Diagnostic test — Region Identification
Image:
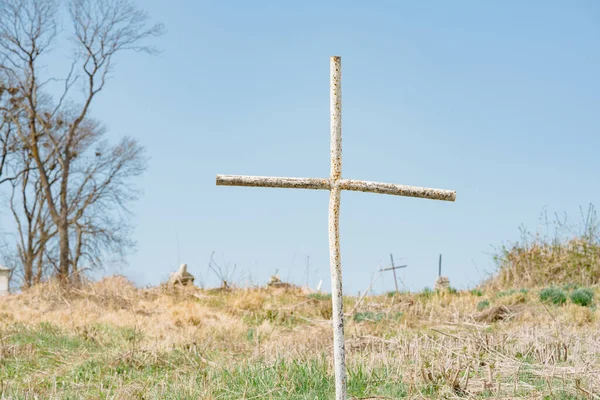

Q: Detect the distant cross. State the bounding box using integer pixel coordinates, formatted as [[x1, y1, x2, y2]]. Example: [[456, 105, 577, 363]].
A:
[[379, 254, 407, 294], [439, 253, 443, 277], [216, 56, 456, 400]]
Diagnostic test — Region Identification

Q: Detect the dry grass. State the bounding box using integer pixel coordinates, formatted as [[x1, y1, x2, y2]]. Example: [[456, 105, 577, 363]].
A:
[[488, 237, 600, 290], [0, 275, 598, 399], [486, 205, 600, 290]]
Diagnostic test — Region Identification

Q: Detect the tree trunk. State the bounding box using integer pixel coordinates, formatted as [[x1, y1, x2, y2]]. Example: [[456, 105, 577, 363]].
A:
[[71, 226, 83, 284], [35, 250, 44, 285], [57, 149, 71, 283], [58, 217, 70, 282], [23, 256, 33, 289]]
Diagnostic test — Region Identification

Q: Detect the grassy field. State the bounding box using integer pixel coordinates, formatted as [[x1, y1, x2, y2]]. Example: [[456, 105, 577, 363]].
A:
[[0, 275, 598, 399]]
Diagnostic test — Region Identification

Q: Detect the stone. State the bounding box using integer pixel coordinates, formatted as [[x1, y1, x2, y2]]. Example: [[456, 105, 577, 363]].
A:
[[267, 275, 294, 289], [268, 275, 281, 285], [434, 276, 450, 291], [168, 263, 195, 286], [0, 266, 10, 296]]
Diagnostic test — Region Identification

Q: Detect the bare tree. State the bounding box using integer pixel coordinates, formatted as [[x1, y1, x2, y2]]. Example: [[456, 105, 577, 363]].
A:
[[0, 0, 162, 282], [63, 121, 146, 277], [4, 107, 147, 285], [0, 96, 13, 185], [7, 143, 57, 288], [0, 82, 23, 186]]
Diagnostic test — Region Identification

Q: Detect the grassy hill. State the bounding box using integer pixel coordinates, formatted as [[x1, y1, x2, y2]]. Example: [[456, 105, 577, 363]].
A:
[[0, 272, 598, 399]]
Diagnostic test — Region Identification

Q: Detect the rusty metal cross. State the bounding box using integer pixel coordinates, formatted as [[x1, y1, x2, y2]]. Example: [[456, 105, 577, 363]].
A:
[[380, 254, 408, 294], [216, 56, 456, 400]]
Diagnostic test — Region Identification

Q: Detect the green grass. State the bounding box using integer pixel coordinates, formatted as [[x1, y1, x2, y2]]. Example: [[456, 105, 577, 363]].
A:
[[570, 287, 594, 307], [540, 286, 567, 305], [387, 290, 408, 297], [496, 289, 515, 297], [353, 311, 403, 323], [0, 324, 408, 399], [496, 288, 528, 297], [477, 299, 490, 311], [307, 293, 331, 301]]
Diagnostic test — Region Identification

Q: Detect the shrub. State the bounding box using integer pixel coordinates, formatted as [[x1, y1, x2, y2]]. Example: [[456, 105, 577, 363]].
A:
[[570, 288, 594, 307], [540, 287, 567, 305], [477, 299, 490, 311], [470, 289, 483, 297]]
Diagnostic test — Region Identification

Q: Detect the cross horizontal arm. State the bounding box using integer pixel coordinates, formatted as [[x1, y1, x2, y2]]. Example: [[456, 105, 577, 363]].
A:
[[216, 175, 330, 190], [339, 179, 456, 202], [380, 265, 407, 272], [216, 175, 456, 201]]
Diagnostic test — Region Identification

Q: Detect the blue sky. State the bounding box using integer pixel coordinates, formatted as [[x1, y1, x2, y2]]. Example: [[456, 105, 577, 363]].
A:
[[6, 1, 600, 294]]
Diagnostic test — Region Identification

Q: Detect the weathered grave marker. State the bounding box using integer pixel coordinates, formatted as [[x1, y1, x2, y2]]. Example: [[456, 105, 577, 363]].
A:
[[435, 253, 451, 290], [379, 254, 407, 294], [168, 263, 195, 286], [0, 266, 10, 296], [216, 56, 456, 400]]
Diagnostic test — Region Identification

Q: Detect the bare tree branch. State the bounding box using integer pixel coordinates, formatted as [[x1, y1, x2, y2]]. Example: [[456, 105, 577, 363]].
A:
[[0, 0, 161, 284]]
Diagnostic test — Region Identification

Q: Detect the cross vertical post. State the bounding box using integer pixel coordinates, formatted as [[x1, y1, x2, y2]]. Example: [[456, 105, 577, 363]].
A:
[[380, 254, 407, 294], [328, 55, 346, 399], [439, 253, 442, 277], [215, 56, 457, 400], [390, 254, 399, 293]]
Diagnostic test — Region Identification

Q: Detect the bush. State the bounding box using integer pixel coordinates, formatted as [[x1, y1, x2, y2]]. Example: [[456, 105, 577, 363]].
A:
[[477, 299, 490, 311], [470, 289, 483, 297], [570, 288, 594, 307], [540, 287, 567, 305]]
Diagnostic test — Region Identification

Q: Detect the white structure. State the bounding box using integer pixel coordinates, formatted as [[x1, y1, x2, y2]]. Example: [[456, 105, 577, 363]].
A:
[[0, 266, 10, 296], [168, 263, 195, 286], [216, 56, 456, 400], [435, 276, 451, 291]]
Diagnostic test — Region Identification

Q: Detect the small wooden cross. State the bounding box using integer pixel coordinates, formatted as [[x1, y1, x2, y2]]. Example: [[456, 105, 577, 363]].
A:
[[216, 56, 456, 400], [379, 253, 407, 294]]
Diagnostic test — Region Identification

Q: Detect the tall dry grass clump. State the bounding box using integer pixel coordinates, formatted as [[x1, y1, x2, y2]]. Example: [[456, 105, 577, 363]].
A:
[[486, 204, 600, 290]]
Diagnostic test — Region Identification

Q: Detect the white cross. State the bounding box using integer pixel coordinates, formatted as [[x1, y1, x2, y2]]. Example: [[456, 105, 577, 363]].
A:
[[216, 56, 456, 400]]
